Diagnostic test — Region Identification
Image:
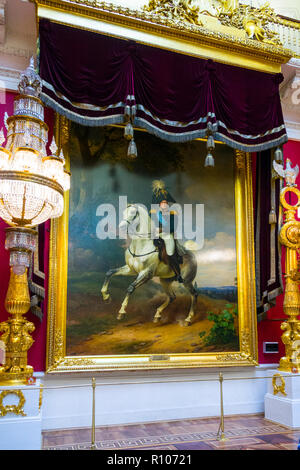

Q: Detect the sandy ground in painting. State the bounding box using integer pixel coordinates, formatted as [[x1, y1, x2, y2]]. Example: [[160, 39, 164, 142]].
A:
[[66, 287, 238, 356]]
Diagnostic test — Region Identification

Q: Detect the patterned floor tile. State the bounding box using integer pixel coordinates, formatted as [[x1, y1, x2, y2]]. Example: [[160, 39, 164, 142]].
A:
[[208, 437, 263, 449], [42, 413, 300, 450], [258, 433, 296, 444], [174, 441, 215, 450]]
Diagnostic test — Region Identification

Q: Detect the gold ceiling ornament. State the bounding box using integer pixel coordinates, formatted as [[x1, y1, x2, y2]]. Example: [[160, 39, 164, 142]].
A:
[[143, 0, 203, 26], [216, 2, 282, 45], [273, 160, 300, 373]]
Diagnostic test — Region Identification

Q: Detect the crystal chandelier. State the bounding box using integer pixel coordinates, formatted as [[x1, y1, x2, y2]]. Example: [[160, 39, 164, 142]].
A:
[[0, 57, 69, 228], [0, 58, 70, 384]]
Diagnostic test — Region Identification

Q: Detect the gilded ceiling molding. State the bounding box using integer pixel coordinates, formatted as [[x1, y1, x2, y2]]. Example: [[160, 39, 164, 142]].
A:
[[33, 0, 292, 73], [144, 1, 283, 46]]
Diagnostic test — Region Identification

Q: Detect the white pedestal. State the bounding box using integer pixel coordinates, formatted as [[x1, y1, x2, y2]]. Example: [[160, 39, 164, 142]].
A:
[[0, 379, 42, 450], [264, 370, 300, 429]]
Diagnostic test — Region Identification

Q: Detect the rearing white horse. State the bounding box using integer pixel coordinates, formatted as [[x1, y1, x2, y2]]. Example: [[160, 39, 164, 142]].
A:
[[101, 204, 198, 326]]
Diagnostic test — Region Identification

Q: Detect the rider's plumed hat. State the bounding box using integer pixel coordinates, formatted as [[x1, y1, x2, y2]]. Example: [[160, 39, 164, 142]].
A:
[[151, 180, 176, 205]]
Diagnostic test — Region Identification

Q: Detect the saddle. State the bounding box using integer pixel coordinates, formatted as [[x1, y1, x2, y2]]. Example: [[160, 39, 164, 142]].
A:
[[153, 238, 183, 266]]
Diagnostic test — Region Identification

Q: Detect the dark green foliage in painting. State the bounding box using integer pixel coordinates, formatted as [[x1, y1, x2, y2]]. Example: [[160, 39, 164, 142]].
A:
[[72, 123, 185, 175], [200, 304, 238, 346]]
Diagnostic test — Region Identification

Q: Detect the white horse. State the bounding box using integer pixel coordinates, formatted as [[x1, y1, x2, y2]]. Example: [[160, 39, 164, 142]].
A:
[[101, 204, 198, 326]]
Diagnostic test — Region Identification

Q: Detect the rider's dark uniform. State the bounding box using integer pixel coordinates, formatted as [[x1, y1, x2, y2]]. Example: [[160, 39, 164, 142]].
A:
[[150, 180, 183, 283]]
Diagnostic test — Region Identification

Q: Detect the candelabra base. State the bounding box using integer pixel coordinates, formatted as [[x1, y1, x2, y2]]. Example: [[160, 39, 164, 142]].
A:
[[279, 358, 300, 374], [0, 227, 37, 385], [0, 370, 34, 386]]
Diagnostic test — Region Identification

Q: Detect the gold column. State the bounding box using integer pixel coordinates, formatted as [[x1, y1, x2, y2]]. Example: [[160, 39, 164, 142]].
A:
[[278, 186, 300, 372]]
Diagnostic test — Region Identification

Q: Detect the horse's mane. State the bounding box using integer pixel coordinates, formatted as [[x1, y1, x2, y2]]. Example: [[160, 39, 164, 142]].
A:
[[129, 204, 154, 234]]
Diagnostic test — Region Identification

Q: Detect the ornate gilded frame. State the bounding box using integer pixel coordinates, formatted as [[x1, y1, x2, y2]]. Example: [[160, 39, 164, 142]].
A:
[[46, 115, 258, 373]]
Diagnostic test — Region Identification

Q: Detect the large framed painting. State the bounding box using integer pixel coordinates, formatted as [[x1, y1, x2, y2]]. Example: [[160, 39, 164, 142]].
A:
[[46, 115, 258, 372]]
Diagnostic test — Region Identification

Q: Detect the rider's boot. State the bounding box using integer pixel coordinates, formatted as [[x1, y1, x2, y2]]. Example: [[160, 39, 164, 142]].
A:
[[168, 254, 184, 283]]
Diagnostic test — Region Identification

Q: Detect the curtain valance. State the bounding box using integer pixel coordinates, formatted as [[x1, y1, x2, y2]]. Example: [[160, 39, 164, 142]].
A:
[[39, 19, 288, 152]]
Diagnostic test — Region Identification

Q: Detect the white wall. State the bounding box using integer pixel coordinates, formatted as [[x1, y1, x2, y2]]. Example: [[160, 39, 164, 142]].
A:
[[40, 366, 275, 431]]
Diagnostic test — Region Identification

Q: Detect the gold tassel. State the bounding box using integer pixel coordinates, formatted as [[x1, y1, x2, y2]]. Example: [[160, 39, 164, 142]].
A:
[[269, 207, 277, 225]]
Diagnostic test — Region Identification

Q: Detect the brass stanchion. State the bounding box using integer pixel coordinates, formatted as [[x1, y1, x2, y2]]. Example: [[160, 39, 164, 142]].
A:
[[90, 378, 96, 450], [217, 372, 227, 441]]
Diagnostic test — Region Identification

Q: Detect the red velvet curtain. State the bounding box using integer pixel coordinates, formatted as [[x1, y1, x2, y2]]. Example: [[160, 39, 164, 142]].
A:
[[39, 19, 288, 152]]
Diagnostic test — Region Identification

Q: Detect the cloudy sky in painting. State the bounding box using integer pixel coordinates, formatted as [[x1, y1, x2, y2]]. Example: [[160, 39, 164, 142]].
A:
[[194, 232, 237, 287]]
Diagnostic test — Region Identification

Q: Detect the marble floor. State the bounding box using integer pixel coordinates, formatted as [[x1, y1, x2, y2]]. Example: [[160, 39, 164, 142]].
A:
[[42, 413, 300, 450]]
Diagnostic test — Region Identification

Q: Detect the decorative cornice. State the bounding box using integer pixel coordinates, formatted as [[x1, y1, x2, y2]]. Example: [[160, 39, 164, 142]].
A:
[[0, 0, 6, 45], [276, 15, 300, 30], [288, 58, 300, 69], [34, 0, 292, 69], [0, 43, 34, 59], [284, 121, 300, 142], [280, 64, 300, 111], [0, 66, 21, 92]]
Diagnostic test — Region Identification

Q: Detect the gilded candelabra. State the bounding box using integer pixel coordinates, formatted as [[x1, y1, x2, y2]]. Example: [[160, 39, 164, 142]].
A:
[[274, 159, 300, 372], [0, 58, 70, 384]]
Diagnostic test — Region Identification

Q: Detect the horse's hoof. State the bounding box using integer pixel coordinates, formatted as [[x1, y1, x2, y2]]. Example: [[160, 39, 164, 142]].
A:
[[117, 313, 126, 320], [153, 316, 161, 324], [184, 320, 191, 327]]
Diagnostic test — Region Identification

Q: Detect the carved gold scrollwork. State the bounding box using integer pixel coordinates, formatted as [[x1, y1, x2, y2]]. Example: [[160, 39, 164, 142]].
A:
[[38, 384, 43, 413], [235, 150, 246, 170], [217, 2, 282, 45], [55, 113, 70, 150], [217, 331, 253, 362], [143, 0, 203, 26], [53, 329, 64, 365], [272, 373, 287, 396], [0, 389, 26, 417]]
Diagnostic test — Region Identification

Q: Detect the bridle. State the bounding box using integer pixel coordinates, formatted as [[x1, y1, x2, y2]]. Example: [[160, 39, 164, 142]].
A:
[[123, 205, 152, 238]]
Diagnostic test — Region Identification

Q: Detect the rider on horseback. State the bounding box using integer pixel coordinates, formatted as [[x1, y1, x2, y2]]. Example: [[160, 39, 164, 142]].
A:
[[150, 180, 184, 283]]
